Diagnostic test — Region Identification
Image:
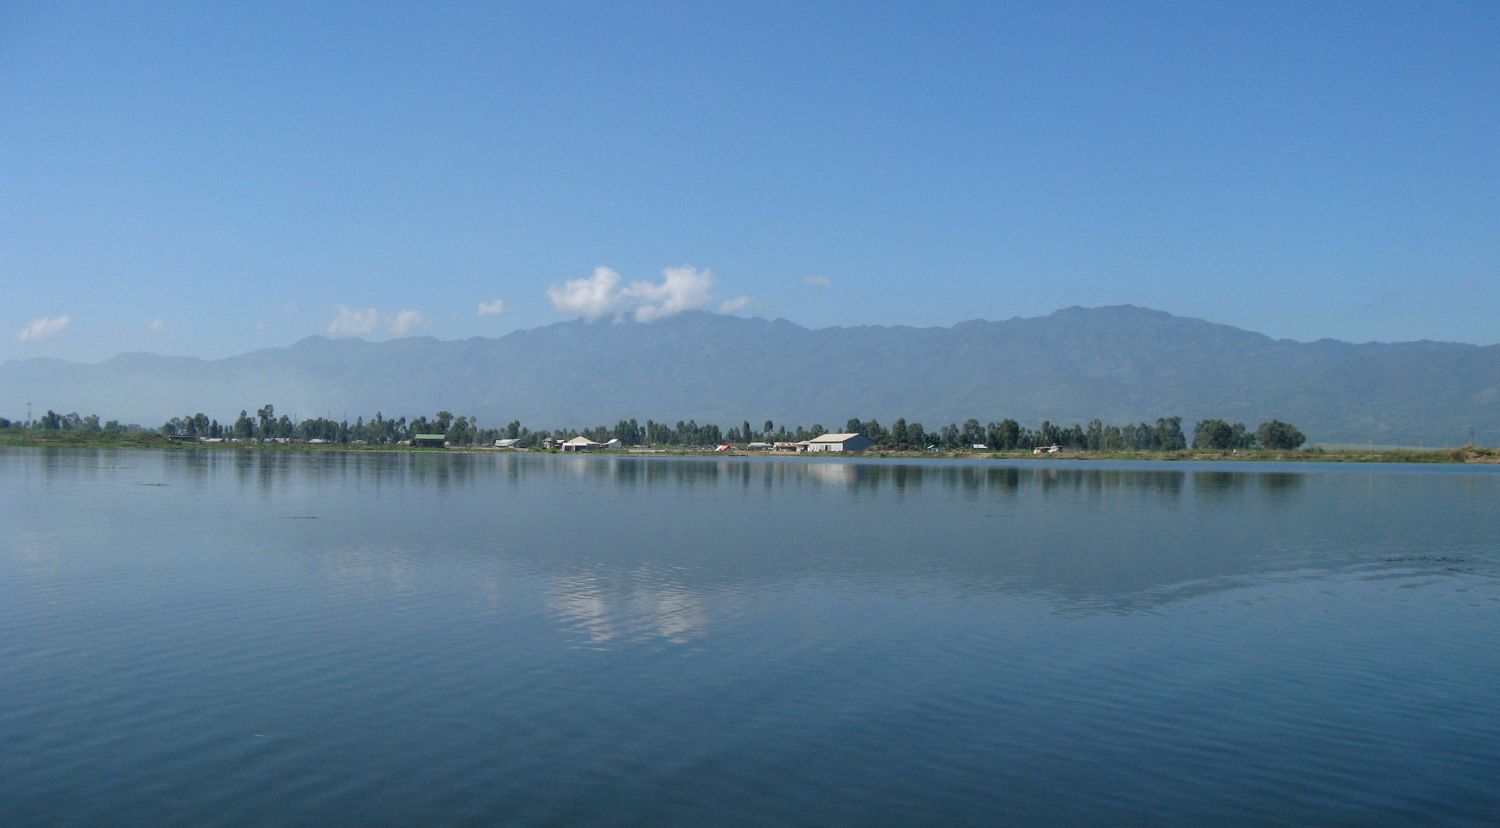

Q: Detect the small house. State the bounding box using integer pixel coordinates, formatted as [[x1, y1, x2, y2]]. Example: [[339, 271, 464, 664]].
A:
[[413, 433, 446, 448]]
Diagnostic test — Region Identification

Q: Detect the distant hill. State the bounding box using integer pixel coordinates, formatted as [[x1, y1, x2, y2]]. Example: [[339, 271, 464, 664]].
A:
[[3, 306, 1497, 445]]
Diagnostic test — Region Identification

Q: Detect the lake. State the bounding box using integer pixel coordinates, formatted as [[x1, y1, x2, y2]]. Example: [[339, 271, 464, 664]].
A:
[[3, 447, 1499, 825]]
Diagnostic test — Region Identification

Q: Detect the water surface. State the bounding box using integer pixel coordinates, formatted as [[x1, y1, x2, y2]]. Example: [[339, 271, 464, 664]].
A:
[[3, 448, 1498, 824]]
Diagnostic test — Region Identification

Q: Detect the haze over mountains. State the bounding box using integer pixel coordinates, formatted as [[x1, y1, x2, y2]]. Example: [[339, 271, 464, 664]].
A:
[[3, 306, 1496, 446]]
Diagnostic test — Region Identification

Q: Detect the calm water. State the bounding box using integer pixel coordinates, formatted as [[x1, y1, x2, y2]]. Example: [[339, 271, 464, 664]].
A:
[[3, 447, 1499, 825]]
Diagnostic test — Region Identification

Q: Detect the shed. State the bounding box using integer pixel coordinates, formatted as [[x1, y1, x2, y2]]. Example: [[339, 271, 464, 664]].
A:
[[805, 432, 874, 453], [413, 433, 446, 448]]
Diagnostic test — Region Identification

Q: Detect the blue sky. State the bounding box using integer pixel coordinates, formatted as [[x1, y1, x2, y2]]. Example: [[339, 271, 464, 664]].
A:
[[4, 1, 1498, 363]]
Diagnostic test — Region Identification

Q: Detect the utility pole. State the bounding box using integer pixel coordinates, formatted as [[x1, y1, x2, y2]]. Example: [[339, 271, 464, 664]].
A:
[[26, 401, 32, 425]]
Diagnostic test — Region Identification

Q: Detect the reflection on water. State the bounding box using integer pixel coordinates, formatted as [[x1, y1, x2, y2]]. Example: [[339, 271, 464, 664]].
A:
[[4, 447, 1500, 825], [9, 446, 1334, 505], [547, 570, 710, 647], [6, 448, 1495, 623]]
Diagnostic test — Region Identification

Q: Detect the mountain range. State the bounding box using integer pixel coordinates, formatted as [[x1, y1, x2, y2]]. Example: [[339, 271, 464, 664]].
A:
[[3, 305, 1497, 445]]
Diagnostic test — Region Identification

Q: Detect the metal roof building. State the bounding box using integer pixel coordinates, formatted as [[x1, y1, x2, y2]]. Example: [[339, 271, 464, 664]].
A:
[[805, 432, 874, 453]]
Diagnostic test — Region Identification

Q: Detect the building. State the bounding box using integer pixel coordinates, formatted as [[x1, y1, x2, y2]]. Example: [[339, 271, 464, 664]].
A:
[[412, 433, 446, 448], [805, 432, 874, 453], [494, 438, 520, 449], [560, 436, 604, 452]]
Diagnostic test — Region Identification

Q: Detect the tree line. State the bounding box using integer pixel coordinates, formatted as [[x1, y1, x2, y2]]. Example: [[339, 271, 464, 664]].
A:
[[6, 405, 1302, 452], [1, 410, 134, 433]]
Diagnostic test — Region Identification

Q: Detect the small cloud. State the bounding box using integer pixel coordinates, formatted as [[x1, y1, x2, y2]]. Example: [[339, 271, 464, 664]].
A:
[[546, 265, 719, 323], [1463, 278, 1483, 291], [627, 265, 716, 323], [17, 315, 70, 342], [719, 296, 752, 314], [148, 317, 165, 331], [327, 305, 379, 337], [547, 266, 624, 321], [256, 320, 267, 332], [805, 275, 833, 288], [477, 299, 507, 317], [387, 309, 426, 335]]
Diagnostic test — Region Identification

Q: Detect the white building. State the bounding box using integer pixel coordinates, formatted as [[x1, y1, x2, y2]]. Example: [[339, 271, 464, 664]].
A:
[[805, 433, 874, 453], [560, 436, 604, 452]]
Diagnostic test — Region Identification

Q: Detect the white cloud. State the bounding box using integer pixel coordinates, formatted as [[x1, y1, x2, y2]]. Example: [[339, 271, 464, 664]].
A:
[[387, 309, 425, 335], [148, 317, 165, 331], [546, 265, 722, 323], [719, 296, 751, 314], [626, 266, 716, 322], [805, 275, 833, 288], [327, 305, 379, 337], [547, 266, 625, 321], [326, 305, 428, 337], [477, 299, 507, 317], [17, 315, 70, 342]]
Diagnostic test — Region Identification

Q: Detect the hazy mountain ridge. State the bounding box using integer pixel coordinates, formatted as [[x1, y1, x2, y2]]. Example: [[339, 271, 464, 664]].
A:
[[3, 306, 1497, 444]]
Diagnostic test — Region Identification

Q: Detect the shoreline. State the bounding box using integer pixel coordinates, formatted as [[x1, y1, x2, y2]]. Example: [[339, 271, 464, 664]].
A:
[[3, 431, 1496, 464]]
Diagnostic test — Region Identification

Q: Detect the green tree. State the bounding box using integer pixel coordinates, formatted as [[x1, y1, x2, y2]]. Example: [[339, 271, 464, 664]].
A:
[[961, 418, 984, 446], [940, 423, 960, 447], [890, 418, 909, 448], [1257, 420, 1306, 449], [1155, 417, 1186, 451], [1193, 419, 1234, 450], [907, 421, 926, 448], [996, 419, 1020, 450], [1086, 419, 1104, 451], [234, 411, 254, 440], [1194, 419, 1256, 450]]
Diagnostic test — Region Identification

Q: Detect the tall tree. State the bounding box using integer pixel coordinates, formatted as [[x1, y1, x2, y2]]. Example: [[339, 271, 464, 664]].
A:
[[1257, 420, 1306, 449]]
